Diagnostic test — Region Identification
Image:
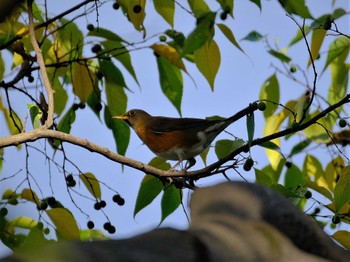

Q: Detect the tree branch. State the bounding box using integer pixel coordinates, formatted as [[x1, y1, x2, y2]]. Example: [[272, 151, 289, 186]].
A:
[[0, 94, 349, 181], [27, 0, 54, 128]]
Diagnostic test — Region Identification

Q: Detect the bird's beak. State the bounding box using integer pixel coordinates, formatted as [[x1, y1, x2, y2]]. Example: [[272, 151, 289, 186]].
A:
[[113, 115, 128, 120]]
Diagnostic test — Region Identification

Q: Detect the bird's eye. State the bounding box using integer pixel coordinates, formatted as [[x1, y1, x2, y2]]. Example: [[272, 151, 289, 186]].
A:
[[129, 110, 135, 117]]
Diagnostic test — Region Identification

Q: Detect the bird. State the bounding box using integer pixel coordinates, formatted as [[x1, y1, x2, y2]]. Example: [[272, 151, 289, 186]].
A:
[[113, 109, 238, 170]]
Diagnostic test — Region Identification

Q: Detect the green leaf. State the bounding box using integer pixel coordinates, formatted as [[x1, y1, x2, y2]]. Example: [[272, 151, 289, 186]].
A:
[[241, 31, 263, 42], [215, 139, 244, 159], [57, 18, 84, 57], [333, 165, 350, 212], [268, 49, 291, 63], [57, 108, 76, 134], [303, 155, 325, 181], [134, 158, 170, 218], [88, 27, 127, 43], [332, 230, 350, 250], [0, 99, 23, 135], [217, 23, 245, 54], [278, 0, 312, 18], [290, 139, 311, 156], [27, 104, 43, 129], [156, 56, 183, 115], [117, 0, 146, 32], [246, 112, 255, 146], [288, 26, 310, 47], [51, 78, 68, 116], [101, 40, 139, 86], [259, 74, 280, 118], [134, 175, 164, 217], [255, 168, 273, 186], [259, 141, 280, 152], [187, 0, 210, 18], [79, 172, 101, 200], [194, 40, 221, 90], [333, 8, 347, 20], [0, 52, 4, 80], [100, 60, 129, 155], [285, 163, 306, 188], [249, 0, 261, 11], [46, 208, 80, 240], [308, 29, 327, 67], [182, 12, 216, 55], [328, 61, 348, 110], [160, 185, 182, 224], [216, 0, 234, 16], [322, 37, 350, 74], [153, 0, 174, 27]]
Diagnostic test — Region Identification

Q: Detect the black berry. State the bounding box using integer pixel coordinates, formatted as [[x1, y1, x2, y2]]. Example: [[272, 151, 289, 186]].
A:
[[304, 191, 312, 199], [113, 2, 120, 10], [87, 220, 95, 229], [133, 5, 142, 13], [94, 103, 102, 112], [0, 207, 8, 217], [87, 24, 94, 31], [47, 197, 57, 207], [91, 44, 102, 53], [257, 101, 266, 111], [108, 225, 116, 234], [113, 194, 125, 206], [338, 119, 347, 128], [100, 200, 106, 208], [28, 75, 34, 83], [94, 202, 101, 210]]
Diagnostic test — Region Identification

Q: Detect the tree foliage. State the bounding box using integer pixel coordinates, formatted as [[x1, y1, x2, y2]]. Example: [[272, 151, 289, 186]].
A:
[[0, 0, 349, 253]]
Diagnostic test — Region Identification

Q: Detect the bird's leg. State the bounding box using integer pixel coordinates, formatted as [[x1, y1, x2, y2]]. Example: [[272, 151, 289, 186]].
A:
[[169, 160, 182, 171], [185, 157, 196, 171]]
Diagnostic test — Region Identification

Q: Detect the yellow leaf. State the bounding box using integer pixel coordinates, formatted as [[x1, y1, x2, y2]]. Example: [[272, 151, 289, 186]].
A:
[[10, 216, 38, 229], [151, 44, 186, 71], [153, 0, 174, 27], [46, 208, 80, 240], [72, 61, 96, 103], [194, 40, 221, 90], [118, 0, 146, 33], [332, 230, 350, 249], [217, 23, 245, 54], [79, 172, 102, 200], [0, 96, 23, 135], [308, 28, 326, 67], [21, 188, 40, 205]]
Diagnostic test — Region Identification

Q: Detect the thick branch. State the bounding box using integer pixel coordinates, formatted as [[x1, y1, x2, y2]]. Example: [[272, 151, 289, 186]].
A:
[[27, 0, 54, 128], [0, 94, 349, 180]]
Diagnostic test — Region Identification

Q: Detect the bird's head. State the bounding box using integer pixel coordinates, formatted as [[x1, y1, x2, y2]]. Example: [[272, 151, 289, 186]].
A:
[[113, 109, 151, 129]]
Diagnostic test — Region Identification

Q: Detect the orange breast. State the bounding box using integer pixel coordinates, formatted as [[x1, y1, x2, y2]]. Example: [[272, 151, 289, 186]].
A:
[[135, 125, 200, 159]]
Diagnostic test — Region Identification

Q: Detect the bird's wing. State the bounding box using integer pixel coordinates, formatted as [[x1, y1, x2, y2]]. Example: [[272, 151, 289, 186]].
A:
[[149, 117, 219, 134]]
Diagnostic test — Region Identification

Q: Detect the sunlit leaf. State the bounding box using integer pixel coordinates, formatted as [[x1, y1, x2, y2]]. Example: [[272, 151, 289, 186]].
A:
[[117, 0, 146, 33], [217, 23, 245, 54], [303, 110, 331, 142], [241, 31, 263, 42], [259, 74, 280, 118], [332, 230, 350, 250], [156, 56, 183, 115], [306, 180, 333, 201], [215, 139, 245, 159], [308, 28, 327, 67], [333, 165, 350, 212], [57, 18, 84, 58], [328, 57, 348, 107], [154, 0, 174, 27], [72, 61, 96, 103], [322, 37, 350, 74], [9, 216, 37, 229], [278, 0, 312, 18], [151, 44, 186, 71], [51, 78, 68, 116], [288, 26, 310, 47], [194, 39, 220, 90], [79, 172, 101, 200], [21, 188, 40, 205], [182, 12, 216, 55], [188, 0, 210, 18], [0, 52, 4, 80], [46, 208, 80, 240], [27, 104, 43, 129], [0, 98, 23, 135], [325, 156, 344, 192], [160, 185, 181, 224]]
